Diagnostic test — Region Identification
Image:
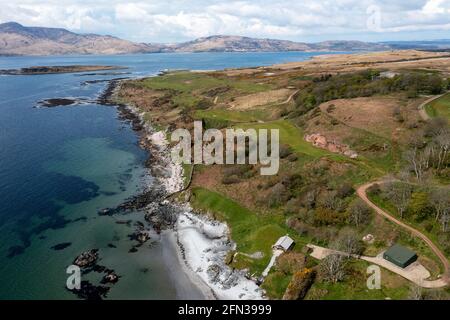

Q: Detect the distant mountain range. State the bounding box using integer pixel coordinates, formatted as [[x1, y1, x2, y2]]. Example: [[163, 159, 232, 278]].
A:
[[1, 22, 450, 56]]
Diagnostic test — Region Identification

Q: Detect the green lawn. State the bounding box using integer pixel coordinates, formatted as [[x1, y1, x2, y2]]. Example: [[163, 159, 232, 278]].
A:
[[142, 71, 273, 95], [425, 92, 450, 120], [190, 187, 308, 274], [195, 108, 270, 123]]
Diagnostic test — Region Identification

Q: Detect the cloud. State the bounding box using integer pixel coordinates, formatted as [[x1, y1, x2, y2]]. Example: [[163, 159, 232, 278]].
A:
[[0, 0, 450, 42]]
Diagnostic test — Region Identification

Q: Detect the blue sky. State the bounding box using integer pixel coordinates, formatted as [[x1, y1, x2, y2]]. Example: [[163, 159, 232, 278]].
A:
[[1, 0, 450, 43]]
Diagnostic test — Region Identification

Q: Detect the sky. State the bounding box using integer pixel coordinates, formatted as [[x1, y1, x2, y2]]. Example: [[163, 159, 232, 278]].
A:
[[0, 0, 450, 43]]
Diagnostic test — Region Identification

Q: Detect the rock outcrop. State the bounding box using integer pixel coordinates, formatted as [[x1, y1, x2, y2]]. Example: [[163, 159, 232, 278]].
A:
[[305, 133, 358, 159]]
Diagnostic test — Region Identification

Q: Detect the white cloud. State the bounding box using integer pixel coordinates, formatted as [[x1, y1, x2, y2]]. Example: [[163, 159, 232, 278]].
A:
[[0, 0, 450, 42]]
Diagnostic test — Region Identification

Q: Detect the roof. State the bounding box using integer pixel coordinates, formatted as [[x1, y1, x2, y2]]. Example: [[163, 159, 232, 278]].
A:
[[274, 235, 294, 250], [384, 244, 417, 264]]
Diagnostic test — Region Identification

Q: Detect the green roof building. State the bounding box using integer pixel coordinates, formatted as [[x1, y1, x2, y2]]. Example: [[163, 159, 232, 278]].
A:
[[383, 244, 418, 268]]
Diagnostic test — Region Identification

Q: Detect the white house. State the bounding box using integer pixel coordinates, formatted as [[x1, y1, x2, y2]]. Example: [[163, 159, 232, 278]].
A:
[[272, 235, 294, 251]]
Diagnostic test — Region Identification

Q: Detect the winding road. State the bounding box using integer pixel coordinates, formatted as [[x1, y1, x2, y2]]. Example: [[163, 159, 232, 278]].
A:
[[417, 92, 448, 121], [357, 180, 449, 286]]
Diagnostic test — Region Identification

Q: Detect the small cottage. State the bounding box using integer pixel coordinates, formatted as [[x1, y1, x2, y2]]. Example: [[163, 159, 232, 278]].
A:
[[273, 235, 294, 251]]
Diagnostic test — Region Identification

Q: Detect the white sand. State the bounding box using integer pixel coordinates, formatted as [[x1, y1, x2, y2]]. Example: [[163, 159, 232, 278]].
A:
[[148, 131, 184, 194], [175, 210, 265, 300]]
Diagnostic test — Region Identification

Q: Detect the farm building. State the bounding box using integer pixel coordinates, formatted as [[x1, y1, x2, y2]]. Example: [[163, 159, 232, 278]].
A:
[[273, 235, 294, 251], [383, 244, 418, 268]]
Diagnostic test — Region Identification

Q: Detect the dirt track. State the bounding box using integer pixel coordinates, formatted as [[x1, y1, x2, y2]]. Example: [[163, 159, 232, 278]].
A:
[[357, 181, 450, 285]]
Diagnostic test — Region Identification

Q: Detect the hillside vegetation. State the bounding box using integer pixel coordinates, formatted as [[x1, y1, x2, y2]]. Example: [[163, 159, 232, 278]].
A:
[[117, 50, 450, 300]]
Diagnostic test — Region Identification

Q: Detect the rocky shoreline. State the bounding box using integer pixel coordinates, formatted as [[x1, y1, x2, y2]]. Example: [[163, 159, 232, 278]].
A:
[[0, 65, 126, 75], [69, 76, 265, 300]]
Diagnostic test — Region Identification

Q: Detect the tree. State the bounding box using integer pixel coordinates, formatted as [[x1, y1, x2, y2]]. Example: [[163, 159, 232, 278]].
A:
[[387, 182, 412, 219], [320, 191, 344, 212], [408, 192, 432, 221], [430, 188, 450, 223], [432, 132, 450, 171], [424, 117, 449, 138], [348, 199, 371, 227], [332, 228, 364, 257], [440, 210, 450, 233], [408, 285, 424, 300], [319, 254, 347, 283], [403, 148, 429, 182]]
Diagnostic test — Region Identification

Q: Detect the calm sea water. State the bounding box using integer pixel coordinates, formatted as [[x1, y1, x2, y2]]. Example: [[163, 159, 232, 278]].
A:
[[0, 51, 339, 299]]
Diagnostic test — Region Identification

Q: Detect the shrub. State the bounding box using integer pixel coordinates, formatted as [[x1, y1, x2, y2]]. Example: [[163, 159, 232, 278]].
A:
[[222, 175, 240, 185], [326, 104, 336, 113], [268, 183, 289, 207], [367, 183, 381, 195], [287, 153, 298, 162], [314, 207, 344, 226], [282, 268, 316, 300], [330, 118, 339, 126], [336, 183, 355, 198], [319, 255, 347, 283], [196, 99, 213, 110], [279, 144, 293, 159], [277, 252, 307, 275]]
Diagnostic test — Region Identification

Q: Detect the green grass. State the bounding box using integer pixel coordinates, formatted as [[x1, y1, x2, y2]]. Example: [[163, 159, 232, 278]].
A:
[[425, 92, 450, 120], [236, 119, 382, 183], [307, 260, 409, 300], [142, 71, 273, 95], [194, 108, 270, 123], [261, 271, 292, 299], [182, 163, 193, 189], [237, 120, 339, 161]]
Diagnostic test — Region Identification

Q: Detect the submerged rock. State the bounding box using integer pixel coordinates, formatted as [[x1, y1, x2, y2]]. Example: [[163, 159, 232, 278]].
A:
[[101, 272, 120, 284], [73, 249, 98, 268], [51, 242, 72, 251], [68, 280, 110, 300]]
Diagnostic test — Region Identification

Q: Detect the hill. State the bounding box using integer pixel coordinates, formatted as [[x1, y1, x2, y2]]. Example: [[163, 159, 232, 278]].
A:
[[0, 22, 161, 55], [0, 22, 391, 56]]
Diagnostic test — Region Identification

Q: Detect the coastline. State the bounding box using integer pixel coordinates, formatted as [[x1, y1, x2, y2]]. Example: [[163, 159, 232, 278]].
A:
[[108, 78, 265, 300]]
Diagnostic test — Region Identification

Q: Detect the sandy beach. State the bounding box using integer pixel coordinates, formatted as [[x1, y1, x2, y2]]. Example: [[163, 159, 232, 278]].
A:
[[115, 87, 264, 300]]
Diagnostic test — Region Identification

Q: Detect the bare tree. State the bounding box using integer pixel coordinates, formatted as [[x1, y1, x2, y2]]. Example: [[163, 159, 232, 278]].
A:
[[433, 132, 450, 171], [321, 191, 344, 212], [440, 209, 450, 233], [319, 254, 346, 283], [430, 188, 450, 223], [348, 199, 371, 227], [332, 228, 364, 257], [404, 148, 429, 182], [408, 285, 424, 300], [387, 182, 412, 219]]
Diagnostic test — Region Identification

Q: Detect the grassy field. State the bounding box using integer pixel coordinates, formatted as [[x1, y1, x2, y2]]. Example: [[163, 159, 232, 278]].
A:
[[306, 260, 409, 300], [425, 92, 450, 120], [237, 119, 383, 182], [142, 71, 273, 95], [195, 108, 270, 123], [189, 187, 309, 271]]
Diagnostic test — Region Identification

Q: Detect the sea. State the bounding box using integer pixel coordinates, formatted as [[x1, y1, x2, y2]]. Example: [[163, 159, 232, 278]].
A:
[[0, 51, 339, 299]]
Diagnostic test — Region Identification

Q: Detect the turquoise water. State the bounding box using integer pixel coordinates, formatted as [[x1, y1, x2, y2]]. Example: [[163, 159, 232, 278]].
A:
[[0, 52, 342, 299]]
